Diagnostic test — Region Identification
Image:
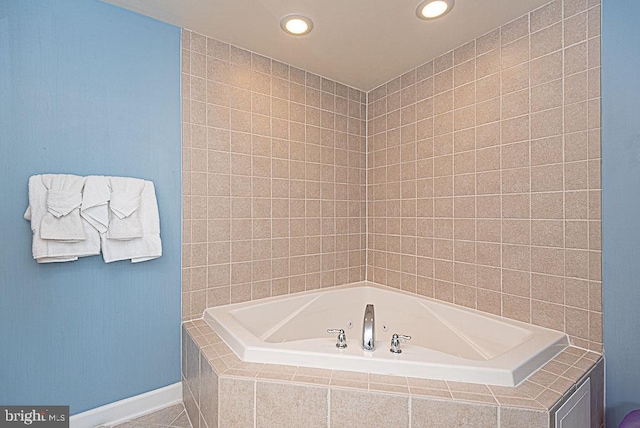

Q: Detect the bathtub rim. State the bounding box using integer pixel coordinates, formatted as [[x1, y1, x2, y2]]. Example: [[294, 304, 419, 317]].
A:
[[203, 280, 570, 386]]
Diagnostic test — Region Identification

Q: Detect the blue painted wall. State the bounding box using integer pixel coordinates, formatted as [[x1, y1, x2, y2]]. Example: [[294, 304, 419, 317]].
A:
[[602, 1, 640, 426], [0, 0, 181, 414]]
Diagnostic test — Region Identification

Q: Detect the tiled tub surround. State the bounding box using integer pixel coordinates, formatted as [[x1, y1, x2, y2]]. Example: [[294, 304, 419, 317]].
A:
[[204, 282, 568, 386], [181, 0, 603, 349], [366, 0, 603, 352], [181, 30, 367, 320], [181, 0, 604, 425], [183, 320, 603, 427]]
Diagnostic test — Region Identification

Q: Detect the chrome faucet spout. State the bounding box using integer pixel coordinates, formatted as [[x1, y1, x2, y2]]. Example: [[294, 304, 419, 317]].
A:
[[362, 304, 375, 351]]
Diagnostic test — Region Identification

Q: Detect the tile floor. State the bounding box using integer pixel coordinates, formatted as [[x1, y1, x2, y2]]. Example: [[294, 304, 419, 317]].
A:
[[112, 403, 191, 428]]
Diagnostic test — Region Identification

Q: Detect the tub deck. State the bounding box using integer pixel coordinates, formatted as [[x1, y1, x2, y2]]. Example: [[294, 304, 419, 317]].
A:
[[204, 281, 569, 386]]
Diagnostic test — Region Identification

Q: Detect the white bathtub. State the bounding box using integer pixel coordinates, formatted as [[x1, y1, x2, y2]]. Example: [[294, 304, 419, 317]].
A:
[[204, 281, 568, 386]]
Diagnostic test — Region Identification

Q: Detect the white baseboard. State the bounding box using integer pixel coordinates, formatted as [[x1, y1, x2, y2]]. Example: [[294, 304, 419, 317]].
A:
[[69, 382, 182, 428]]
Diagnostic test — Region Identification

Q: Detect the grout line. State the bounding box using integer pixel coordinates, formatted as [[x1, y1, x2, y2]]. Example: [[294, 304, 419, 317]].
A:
[[526, 4, 532, 325], [472, 38, 479, 310], [561, 0, 568, 340], [408, 390, 412, 427], [498, 18, 504, 318], [365, 92, 369, 281], [327, 388, 331, 428]]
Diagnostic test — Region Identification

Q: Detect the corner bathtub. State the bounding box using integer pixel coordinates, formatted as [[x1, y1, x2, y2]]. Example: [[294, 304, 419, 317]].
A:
[[203, 281, 568, 387]]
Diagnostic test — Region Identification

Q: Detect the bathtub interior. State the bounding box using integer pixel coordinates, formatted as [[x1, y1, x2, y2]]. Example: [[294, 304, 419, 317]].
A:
[[230, 285, 535, 361]]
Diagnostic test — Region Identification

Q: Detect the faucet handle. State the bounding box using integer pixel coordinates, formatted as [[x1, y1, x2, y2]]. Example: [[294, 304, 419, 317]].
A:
[[390, 333, 411, 354], [327, 329, 348, 349]]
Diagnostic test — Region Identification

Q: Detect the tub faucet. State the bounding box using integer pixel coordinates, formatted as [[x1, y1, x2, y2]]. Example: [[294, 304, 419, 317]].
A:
[[362, 304, 375, 351]]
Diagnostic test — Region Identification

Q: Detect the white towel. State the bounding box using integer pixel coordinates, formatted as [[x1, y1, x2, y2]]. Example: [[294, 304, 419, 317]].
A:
[[25, 174, 101, 263], [81, 176, 110, 234], [40, 175, 86, 241], [101, 178, 162, 263], [106, 177, 145, 240], [25, 206, 78, 263]]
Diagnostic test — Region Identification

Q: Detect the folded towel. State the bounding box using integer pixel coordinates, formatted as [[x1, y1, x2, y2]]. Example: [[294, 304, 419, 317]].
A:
[[106, 177, 145, 240], [46, 191, 82, 218], [40, 175, 86, 241], [110, 192, 141, 219], [25, 174, 101, 263], [102, 178, 162, 263], [81, 176, 110, 234]]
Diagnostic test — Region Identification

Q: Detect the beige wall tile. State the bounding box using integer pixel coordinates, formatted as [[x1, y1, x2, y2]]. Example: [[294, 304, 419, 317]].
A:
[[477, 29, 500, 55], [531, 164, 563, 192], [501, 15, 529, 46], [565, 131, 589, 162], [434, 52, 453, 74], [502, 168, 530, 194], [531, 220, 564, 247], [454, 60, 475, 87], [330, 389, 408, 427], [477, 289, 501, 315], [476, 73, 500, 102], [502, 115, 530, 144], [199, 356, 218, 428], [531, 136, 563, 166], [503, 220, 531, 245], [566, 306, 589, 339], [502, 89, 529, 119], [531, 0, 562, 33], [501, 37, 529, 70], [503, 294, 531, 322], [532, 192, 563, 219], [503, 244, 531, 271], [531, 107, 563, 139], [476, 147, 500, 172], [502, 194, 530, 219], [477, 49, 501, 79], [502, 269, 530, 297], [565, 0, 588, 19], [532, 273, 564, 304], [502, 63, 529, 94], [476, 122, 501, 148], [499, 407, 549, 428], [588, 5, 601, 37], [531, 79, 563, 112], [587, 37, 601, 68], [412, 398, 497, 428], [219, 378, 254, 427], [531, 23, 562, 59], [532, 300, 565, 331], [565, 42, 588, 76], [532, 246, 564, 276], [257, 382, 327, 427], [531, 51, 563, 86], [477, 266, 501, 291]]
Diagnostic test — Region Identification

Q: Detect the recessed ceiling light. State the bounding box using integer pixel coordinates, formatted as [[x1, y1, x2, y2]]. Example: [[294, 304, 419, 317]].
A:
[[280, 14, 314, 36], [416, 0, 455, 20]]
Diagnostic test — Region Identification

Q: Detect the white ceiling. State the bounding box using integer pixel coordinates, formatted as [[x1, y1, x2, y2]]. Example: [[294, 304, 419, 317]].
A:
[[104, 0, 551, 91]]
